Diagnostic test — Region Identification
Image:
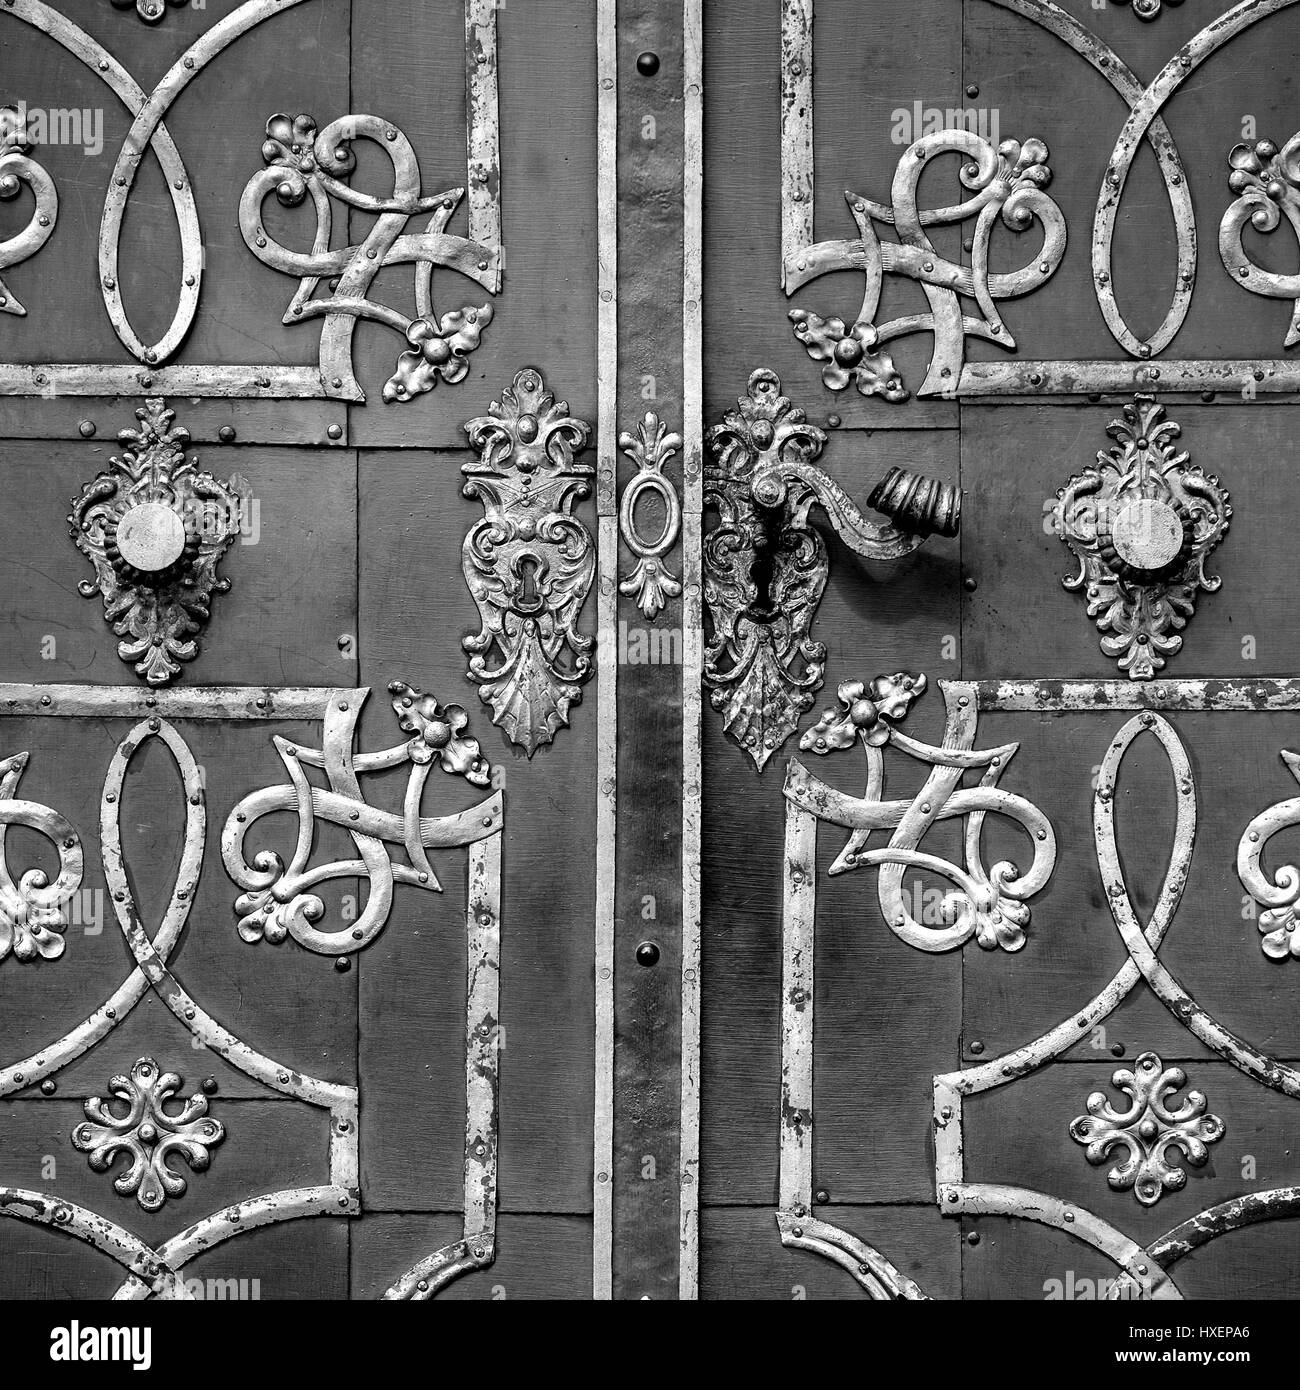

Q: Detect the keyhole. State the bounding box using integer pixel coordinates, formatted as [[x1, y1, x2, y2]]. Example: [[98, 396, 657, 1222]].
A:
[[747, 506, 782, 622], [515, 555, 544, 614]]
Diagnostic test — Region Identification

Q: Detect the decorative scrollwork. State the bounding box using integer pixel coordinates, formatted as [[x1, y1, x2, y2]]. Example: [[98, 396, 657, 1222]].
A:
[[223, 683, 499, 953], [0, 104, 57, 318], [69, 399, 247, 685], [618, 413, 683, 621], [789, 672, 1056, 952], [704, 370, 957, 769], [786, 133, 1065, 400], [1238, 748, 1300, 960], [0, 751, 83, 966], [1221, 135, 1300, 346], [240, 111, 497, 403], [1052, 396, 1230, 680], [1069, 1052, 1225, 1207], [704, 370, 829, 768], [71, 1058, 225, 1212], [461, 368, 595, 756]]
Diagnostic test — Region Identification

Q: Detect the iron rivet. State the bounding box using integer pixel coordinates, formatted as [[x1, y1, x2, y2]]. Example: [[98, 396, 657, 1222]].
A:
[[636, 51, 660, 76], [218, 425, 236, 443], [78, 420, 96, 438], [969, 1040, 984, 1055], [327, 423, 343, 440], [40, 1079, 56, 1095], [335, 957, 351, 972], [636, 940, 660, 967]]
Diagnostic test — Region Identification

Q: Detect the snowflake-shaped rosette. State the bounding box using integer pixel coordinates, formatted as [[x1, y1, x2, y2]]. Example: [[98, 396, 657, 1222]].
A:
[[788, 311, 908, 401], [260, 112, 355, 207], [71, 1057, 225, 1212], [388, 679, 492, 786], [1259, 900, 1300, 960], [382, 304, 494, 403], [1069, 1052, 1225, 1206], [0, 872, 70, 965]]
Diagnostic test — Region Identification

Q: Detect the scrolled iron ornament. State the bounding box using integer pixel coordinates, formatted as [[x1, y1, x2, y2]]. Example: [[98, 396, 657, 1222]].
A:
[[0, 751, 83, 966], [1221, 135, 1300, 346], [618, 413, 683, 621], [223, 683, 500, 952], [69, 399, 247, 685], [71, 1057, 225, 1212], [786, 133, 1065, 400], [240, 111, 497, 404], [1238, 748, 1300, 960], [0, 104, 57, 318], [1052, 396, 1229, 680], [790, 672, 1056, 952], [1069, 1052, 1225, 1207], [461, 368, 595, 755]]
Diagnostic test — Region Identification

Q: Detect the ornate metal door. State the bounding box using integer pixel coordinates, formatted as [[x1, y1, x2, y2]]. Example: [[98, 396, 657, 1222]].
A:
[[3, 0, 1300, 1307]]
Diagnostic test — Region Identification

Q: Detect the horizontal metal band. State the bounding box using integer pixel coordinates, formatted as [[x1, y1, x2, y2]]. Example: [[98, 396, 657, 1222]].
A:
[[0, 365, 343, 399], [0, 685, 353, 719], [957, 360, 1300, 397], [952, 678, 1300, 712]]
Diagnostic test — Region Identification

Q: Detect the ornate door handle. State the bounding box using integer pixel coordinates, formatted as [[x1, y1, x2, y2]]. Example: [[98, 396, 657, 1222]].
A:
[[704, 369, 960, 769]]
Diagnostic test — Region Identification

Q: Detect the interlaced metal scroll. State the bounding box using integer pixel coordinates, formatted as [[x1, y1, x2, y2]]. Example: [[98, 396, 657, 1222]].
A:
[[0, 0, 502, 402], [0, 682, 502, 1300], [781, 0, 1300, 399]]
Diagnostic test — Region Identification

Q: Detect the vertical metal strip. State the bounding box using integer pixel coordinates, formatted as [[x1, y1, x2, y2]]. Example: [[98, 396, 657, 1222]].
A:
[[465, 836, 501, 1252], [779, 806, 816, 1214], [780, 0, 814, 289], [465, 0, 502, 290], [678, 0, 705, 1303], [593, 0, 618, 1303]]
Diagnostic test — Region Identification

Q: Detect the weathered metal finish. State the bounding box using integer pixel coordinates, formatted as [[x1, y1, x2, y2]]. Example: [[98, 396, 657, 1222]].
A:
[[69, 400, 246, 684], [0, 679, 502, 1297], [780, 0, 1300, 400], [222, 684, 500, 954], [788, 672, 1056, 953], [461, 369, 595, 755], [0, 700, 359, 1296], [787, 133, 1065, 400], [0, 0, 502, 399], [679, 0, 705, 1300], [1238, 750, 1300, 959], [71, 1058, 225, 1212], [240, 112, 497, 405], [0, 104, 56, 318], [382, 835, 502, 1299], [0, 751, 83, 966], [618, 413, 683, 620], [925, 681, 1300, 1299], [703, 370, 956, 769], [1069, 1052, 1225, 1206], [1221, 135, 1300, 344], [592, 0, 618, 1300], [1053, 396, 1230, 679]]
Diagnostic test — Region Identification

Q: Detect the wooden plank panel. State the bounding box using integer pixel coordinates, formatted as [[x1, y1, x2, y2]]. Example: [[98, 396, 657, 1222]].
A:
[[699, 1203, 961, 1299], [356, 448, 595, 1215], [350, 1212, 592, 1299], [704, 0, 960, 431], [0, 1098, 333, 1298], [701, 430, 962, 1205], [348, 0, 597, 447], [963, 1059, 1300, 1298], [963, 0, 1300, 369]]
